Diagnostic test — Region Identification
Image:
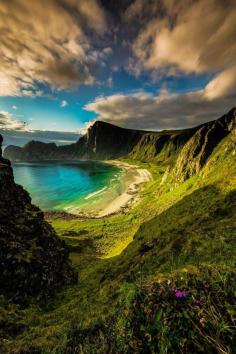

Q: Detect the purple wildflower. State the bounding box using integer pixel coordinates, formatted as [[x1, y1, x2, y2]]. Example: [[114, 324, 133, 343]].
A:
[[174, 290, 187, 298]]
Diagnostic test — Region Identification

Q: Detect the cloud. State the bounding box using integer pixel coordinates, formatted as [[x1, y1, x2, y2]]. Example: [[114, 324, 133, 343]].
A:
[[128, 0, 236, 98], [0, 110, 80, 146], [107, 76, 113, 88], [78, 120, 96, 135], [60, 100, 68, 108], [204, 66, 236, 100], [0, 0, 108, 96], [84, 89, 236, 130], [0, 111, 28, 131], [1, 129, 80, 148]]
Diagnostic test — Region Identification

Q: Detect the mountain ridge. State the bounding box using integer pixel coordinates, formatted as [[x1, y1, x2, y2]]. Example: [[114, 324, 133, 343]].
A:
[[2, 112, 224, 162]]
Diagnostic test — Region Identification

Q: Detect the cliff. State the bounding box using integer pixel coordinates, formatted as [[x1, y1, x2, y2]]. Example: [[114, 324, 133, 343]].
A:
[[4, 121, 144, 161], [4, 108, 236, 183], [174, 107, 236, 182], [0, 135, 77, 304]]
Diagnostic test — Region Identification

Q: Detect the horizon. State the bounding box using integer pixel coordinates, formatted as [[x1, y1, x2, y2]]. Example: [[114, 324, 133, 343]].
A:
[[0, 0, 236, 145]]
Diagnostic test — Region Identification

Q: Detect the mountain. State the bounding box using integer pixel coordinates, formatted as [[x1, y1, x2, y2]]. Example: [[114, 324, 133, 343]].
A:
[[0, 135, 77, 305], [4, 109, 236, 167], [3, 121, 144, 161], [1, 108, 236, 353]]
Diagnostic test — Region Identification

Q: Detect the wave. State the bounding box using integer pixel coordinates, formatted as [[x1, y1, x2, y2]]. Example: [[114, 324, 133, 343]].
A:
[[84, 186, 108, 200]]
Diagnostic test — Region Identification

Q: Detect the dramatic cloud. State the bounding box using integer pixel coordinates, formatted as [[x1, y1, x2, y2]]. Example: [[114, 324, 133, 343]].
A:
[[0, 0, 107, 96], [84, 89, 236, 130], [0, 111, 28, 131], [129, 0, 236, 98]]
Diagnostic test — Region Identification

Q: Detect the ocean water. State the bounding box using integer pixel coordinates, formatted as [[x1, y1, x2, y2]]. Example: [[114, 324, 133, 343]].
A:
[[12, 161, 124, 213]]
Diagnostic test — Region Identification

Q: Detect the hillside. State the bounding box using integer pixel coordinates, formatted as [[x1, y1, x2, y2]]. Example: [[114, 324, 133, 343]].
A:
[[1, 108, 236, 353], [4, 109, 236, 168], [0, 135, 77, 306], [4, 120, 198, 162], [4, 121, 144, 161]]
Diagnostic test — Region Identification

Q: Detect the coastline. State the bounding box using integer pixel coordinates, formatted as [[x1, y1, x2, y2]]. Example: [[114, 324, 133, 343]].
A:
[[98, 160, 152, 217], [60, 160, 152, 218]]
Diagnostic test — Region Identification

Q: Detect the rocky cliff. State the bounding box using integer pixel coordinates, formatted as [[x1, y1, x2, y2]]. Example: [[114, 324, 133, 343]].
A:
[[0, 135, 77, 304], [174, 107, 236, 182], [4, 109, 236, 182], [4, 121, 144, 161]]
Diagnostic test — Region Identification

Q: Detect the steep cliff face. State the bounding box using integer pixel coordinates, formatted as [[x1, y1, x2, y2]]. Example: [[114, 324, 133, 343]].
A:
[[174, 108, 236, 182], [83, 121, 143, 159], [129, 127, 198, 163], [4, 121, 144, 161], [0, 135, 77, 304], [4, 109, 236, 181]]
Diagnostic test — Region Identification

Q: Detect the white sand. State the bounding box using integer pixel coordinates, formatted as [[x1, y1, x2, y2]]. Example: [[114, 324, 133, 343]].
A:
[[65, 160, 152, 218], [97, 161, 152, 217]]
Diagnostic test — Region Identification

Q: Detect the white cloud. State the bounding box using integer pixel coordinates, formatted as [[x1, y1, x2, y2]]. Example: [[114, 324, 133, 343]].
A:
[[78, 120, 96, 135], [60, 100, 68, 108], [0, 111, 29, 131], [204, 66, 236, 100], [84, 89, 236, 130], [130, 0, 236, 99], [107, 76, 113, 88], [0, 0, 108, 96]]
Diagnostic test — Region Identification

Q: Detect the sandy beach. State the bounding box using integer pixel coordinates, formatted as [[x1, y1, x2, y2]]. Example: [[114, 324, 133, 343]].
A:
[[63, 160, 152, 218], [97, 161, 152, 217]]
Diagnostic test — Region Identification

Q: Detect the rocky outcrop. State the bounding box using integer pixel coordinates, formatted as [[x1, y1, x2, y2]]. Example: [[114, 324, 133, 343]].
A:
[[174, 108, 236, 182], [4, 140, 80, 161], [4, 120, 197, 162], [129, 127, 198, 162], [83, 121, 143, 159], [4, 121, 144, 161], [4, 109, 236, 183], [0, 135, 77, 304]]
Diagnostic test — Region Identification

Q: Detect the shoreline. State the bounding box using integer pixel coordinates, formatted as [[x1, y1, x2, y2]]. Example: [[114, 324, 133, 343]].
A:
[[98, 160, 152, 217], [51, 160, 152, 219]]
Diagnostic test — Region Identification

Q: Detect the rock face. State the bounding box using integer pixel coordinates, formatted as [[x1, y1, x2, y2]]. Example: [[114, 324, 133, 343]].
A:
[[174, 108, 236, 182], [4, 121, 144, 161], [0, 135, 77, 304], [3, 109, 236, 183], [4, 120, 195, 162], [129, 127, 198, 162], [83, 121, 143, 159]]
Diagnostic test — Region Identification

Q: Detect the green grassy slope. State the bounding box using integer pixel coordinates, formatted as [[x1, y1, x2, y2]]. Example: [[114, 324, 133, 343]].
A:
[[1, 113, 236, 353]]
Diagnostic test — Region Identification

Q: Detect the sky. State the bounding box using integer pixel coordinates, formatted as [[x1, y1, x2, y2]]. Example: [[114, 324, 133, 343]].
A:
[[0, 0, 236, 145]]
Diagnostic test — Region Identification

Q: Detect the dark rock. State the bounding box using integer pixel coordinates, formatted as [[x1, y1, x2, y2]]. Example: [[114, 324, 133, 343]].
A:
[[0, 135, 77, 304], [174, 108, 236, 182]]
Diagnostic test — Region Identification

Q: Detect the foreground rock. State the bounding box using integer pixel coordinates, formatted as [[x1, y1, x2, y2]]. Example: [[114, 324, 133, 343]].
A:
[[0, 135, 77, 304]]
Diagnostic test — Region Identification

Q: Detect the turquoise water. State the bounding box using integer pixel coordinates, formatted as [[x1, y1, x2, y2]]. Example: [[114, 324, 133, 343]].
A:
[[13, 161, 123, 212]]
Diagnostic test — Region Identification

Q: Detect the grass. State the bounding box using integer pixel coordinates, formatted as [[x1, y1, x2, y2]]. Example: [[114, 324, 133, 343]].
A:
[[1, 133, 236, 353]]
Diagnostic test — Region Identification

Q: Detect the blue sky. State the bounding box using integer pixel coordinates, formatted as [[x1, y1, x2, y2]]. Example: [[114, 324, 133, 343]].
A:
[[0, 71, 211, 132], [0, 0, 235, 144]]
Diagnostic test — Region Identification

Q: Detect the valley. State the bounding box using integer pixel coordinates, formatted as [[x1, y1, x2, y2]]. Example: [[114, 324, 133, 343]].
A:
[[1, 108, 235, 353]]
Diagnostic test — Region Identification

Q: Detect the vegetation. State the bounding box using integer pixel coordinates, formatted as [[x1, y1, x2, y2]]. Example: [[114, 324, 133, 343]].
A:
[[1, 111, 236, 353]]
